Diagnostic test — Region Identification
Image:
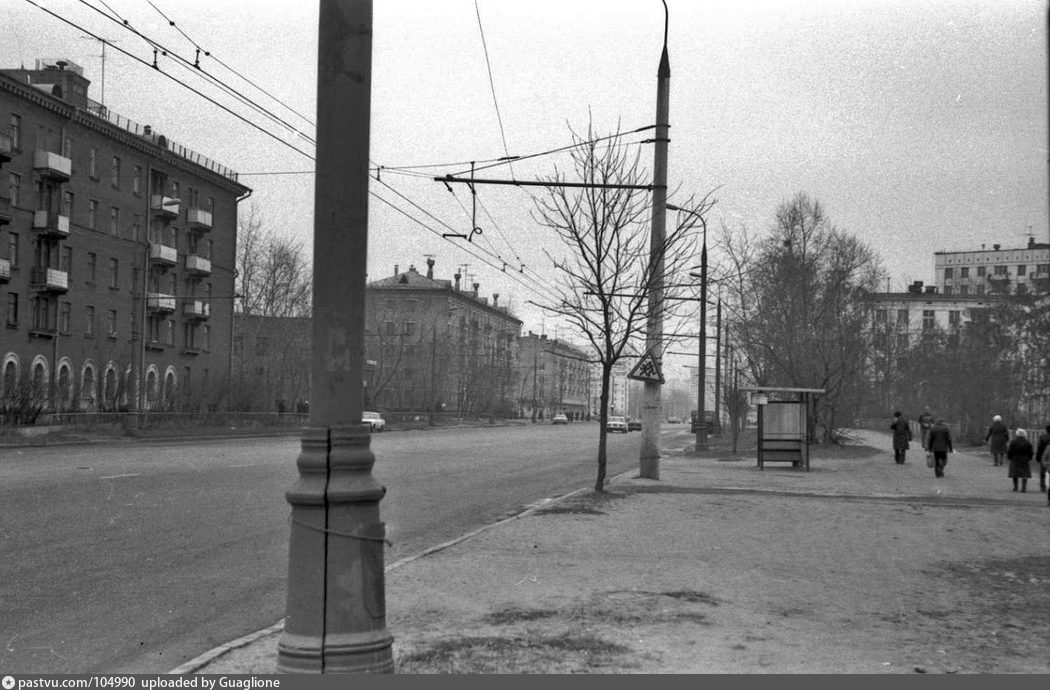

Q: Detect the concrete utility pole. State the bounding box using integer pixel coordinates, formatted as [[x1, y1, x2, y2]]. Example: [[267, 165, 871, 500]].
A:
[[640, 1, 670, 480], [278, 0, 394, 674]]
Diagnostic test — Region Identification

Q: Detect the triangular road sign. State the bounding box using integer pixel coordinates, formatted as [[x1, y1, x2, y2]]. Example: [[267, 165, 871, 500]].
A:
[[627, 350, 664, 384]]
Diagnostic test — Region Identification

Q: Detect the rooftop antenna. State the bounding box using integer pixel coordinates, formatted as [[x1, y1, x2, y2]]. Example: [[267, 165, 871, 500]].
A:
[[80, 36, 119, 108]]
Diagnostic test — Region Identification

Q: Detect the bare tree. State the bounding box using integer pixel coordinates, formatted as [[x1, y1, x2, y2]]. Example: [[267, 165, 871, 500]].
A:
[[719, 193, 884, 442], [531, 122, 716, 491]]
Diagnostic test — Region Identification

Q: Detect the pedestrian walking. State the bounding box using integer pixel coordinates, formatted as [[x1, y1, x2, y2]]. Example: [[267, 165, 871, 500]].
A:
[[985, 414, 1010, 467], [1006, 428, 1034, 493], [1036, 424, 1050, 494], [917, 406, 934, 450], [925, 418, 953, 478], [890, 411, 913, 464]]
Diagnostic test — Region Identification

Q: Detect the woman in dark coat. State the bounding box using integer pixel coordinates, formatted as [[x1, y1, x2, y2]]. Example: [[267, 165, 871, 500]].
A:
[[985, 414, 1009, 466], [1006, 428, 1034, 493], [926, 418, 954, 478], [889, 411, 912, 464]]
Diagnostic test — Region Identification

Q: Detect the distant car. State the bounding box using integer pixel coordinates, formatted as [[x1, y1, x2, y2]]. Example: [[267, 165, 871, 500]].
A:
[[667, 416, 682, 424], [551, 413, 569, 425], [627, 418, 642, 432], [363, 411, 385, 432], [606, 416, 628, 434]]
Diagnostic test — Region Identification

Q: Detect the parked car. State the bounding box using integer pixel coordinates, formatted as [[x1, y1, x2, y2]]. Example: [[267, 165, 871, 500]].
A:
[[606, 416, 628, 434], [627, 418, 642, 432], [363, 411, 386, 432], [551, 413, 569, 425], [667, 416, 683, 424]]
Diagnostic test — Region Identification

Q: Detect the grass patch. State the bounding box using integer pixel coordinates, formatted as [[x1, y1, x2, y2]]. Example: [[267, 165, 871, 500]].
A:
[[396, 633, 632, 673], [482, 607, 561, 625], [660, 590, 721, 606]]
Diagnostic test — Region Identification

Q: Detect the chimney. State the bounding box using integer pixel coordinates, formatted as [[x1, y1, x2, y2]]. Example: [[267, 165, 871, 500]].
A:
[[56, 60, 67, 70], [924, 286, 936, 294], [1029, 237, 1036, 249], [492, 293, 499, 307], [908, 281, 923, 295], [394, 264, 399, 276], [472, 281, 480, 298], [993, 244, 1000, 251], [454, 271, 461, 291], [426, 257, 435, 279]]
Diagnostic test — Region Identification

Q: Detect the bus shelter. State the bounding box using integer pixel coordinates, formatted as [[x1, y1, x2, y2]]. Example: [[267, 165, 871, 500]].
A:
[[740, 386, 825, 471]]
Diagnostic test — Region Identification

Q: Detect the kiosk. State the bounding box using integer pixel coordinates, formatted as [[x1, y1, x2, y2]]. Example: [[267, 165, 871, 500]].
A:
[[741, 386, 825, 471]]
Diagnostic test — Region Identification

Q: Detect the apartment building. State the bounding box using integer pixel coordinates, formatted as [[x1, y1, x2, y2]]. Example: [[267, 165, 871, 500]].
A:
[[365, 259, 522, 415], [516, 332, 591, 420], [934, 237, 1050, 296], [0, 59, 249, 414]]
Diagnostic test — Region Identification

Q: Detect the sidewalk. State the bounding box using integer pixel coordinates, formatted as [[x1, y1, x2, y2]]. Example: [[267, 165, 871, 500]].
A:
[[177, 429, 1050, 674]]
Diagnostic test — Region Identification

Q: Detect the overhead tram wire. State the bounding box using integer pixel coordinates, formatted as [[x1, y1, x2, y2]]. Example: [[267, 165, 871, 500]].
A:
[[71, 0, 318, 148], [26, 0, 316, 162], [474, 0, 514, 179], [141, 0, 316, 131]]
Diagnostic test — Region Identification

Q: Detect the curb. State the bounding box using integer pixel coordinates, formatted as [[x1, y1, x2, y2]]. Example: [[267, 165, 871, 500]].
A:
[[167, 466, 638, 675]]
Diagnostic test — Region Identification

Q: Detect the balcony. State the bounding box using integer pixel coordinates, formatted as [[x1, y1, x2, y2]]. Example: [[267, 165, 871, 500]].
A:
[[185, 254, 212, 276], [147, 292, 176, 313], [0, 130, 11, 164], [30, 266, 69, 292], [0, 257, 10, 282], [151, 195, 180, 218], [183, 300, 210, 320], [149, 243, 178, 266], [186, 207, 213, 230], [34, 149, 72, 181], [32, 209, 71, 238]]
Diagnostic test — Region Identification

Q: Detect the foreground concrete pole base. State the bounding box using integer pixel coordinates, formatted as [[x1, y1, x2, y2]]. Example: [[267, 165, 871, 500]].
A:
[[277, 426, 394, 673]]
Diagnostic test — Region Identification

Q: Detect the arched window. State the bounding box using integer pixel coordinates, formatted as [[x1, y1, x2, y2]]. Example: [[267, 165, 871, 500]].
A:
[[57, 361, 72, 410], [81, 364, 96, 409], [163, 369, 176, 409], [146, 369, 158, 409], [2, 358, 18, 399], [31, 360, 47, 400], [103, 367, 118, 410]]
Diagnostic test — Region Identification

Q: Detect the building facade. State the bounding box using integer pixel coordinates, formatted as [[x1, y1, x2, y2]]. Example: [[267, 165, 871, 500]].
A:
[[365, 259, 522, 416], [1, 59, 249, 418], [516, 332, 591, 420], [934, 238, 1050, 296]]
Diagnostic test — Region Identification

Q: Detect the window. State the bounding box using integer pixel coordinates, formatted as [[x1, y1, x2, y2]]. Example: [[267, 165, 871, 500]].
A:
[[107, 309, 117, 337], [7, 232, 18, 268], [60, 301, 71, 334], [960, 267, 969, 278], [384, 320, 395, 335], [164, 320, 174, 346], [896, 309, 908, 327], [131, 215, 141, 242], [88, 200, 98, 229], [896, 333, 909, 350], [10, 114, 21, 149], [943, 267, 953, 279], [976, 284, 985, 295], [63, 191, 73, 219], [959, 285, 969, 295], [994, 265, 1007, 276], [942, 286, 952, 295], [88, 148, 97, 178], [9, 173, 20, 208], [1038, 264, 1049, 275], [922, 310, 935, 331], [111, 157, 121, 188], [5, 293, 17, 326], [85, 305, 95, 336], [60, 246, 72, 275], [108, 258, 119, 289], [183, 322, 197, 349], [87, 252, 97, 283], [405, 321, 417, 336], [109, 207, 120, 236], [133, 165, 142, 195], [207, 196, 215, 213], [977, 266, 986, 277]]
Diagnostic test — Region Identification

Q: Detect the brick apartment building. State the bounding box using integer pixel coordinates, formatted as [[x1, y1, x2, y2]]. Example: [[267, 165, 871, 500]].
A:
[[364, 259, 522, 416], [0, 59, 249, 416], [516, 332, 591, 420]]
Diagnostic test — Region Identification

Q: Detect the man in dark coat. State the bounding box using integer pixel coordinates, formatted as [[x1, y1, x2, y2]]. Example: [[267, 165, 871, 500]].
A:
[[985, 414, 1009, 466], [890, 411, 912, 464], [926, 418, 954, 478], [1006, 428, 1034, 493], [1035, 424, 1050, 494], [917, 406, 934, 450]]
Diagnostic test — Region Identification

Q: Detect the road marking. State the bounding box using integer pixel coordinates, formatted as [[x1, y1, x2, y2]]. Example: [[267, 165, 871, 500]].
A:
[[98, 473, 141, 480], [228, 463, 260, 468]]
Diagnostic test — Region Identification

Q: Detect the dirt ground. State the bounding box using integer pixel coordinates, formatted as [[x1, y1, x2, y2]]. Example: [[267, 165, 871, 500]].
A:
[[195, 431, 1050, 674]]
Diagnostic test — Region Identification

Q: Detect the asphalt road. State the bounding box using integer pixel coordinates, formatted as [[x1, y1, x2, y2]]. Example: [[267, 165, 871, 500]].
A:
[[0, 421, 679, 673]]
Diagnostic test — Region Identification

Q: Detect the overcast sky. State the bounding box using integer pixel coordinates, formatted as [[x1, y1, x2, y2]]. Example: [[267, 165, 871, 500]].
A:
[[5, 0, 1047, 381]]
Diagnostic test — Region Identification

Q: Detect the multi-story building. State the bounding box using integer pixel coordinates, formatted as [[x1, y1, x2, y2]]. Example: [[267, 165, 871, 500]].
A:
[[516, 332, 591, 420], [0, 59, 249, 416], [365, 259, 522, 415], [934, 237, 1050, 296]]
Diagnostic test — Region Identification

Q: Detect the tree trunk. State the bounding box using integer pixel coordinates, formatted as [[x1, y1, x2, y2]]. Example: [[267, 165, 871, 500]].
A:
[[595, 364, 612, 492]]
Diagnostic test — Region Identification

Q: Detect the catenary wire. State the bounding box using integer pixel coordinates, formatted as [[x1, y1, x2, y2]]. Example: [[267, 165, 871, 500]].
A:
[[474, 0, 514, 179]]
